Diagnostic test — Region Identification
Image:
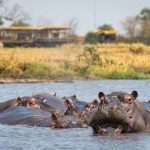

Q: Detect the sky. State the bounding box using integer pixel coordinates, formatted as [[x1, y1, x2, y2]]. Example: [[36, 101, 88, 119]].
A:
[[8, 0, 150, 35]]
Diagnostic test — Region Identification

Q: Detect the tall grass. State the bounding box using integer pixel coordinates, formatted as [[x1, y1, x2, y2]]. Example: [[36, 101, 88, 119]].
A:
[[0, 43, 150, 79]]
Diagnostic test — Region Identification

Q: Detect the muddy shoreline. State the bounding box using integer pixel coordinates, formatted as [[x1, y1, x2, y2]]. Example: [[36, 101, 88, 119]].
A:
[[0, 78, 74, 84]]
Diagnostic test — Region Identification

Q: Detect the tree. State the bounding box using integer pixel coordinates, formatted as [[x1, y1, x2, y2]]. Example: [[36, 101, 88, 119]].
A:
[[85, 24, 116, 44], [65, 18, 79, 42], [138, 7, 150, 21], [98, 24, 114, 31], [138, 7, 150, 38], [121, 7, 150, 44], [0, 0, 30, 23], [11, 20, 30, 27], [67, 18, 78, 37], [121, 16, 141, 37], [0, 18, 3, 26], [37, 16, 53, 26], [85, 32, 99, 44]]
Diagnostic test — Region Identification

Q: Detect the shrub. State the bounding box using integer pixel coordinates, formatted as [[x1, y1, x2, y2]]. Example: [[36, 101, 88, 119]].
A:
[[85, 32, 99, 44]]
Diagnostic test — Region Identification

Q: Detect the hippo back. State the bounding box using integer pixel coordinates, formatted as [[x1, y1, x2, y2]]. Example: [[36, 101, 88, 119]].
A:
[[0, 96, 31, 112], [0, 107, 51, 127], [33, 93, 66, 111]]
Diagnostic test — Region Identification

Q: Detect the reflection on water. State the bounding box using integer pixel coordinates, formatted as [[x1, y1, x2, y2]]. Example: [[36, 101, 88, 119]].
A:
[[0, 80, 150, 150]]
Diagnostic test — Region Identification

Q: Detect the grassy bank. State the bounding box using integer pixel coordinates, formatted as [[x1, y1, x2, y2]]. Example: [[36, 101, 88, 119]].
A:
[[0, 43, 150, 80]]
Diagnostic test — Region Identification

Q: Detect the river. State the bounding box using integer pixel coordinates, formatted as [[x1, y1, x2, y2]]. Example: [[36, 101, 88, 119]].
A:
[[0, 80, 150, 150]]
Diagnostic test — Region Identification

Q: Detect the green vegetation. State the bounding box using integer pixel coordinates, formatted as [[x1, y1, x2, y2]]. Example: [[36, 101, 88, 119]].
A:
[[0, 18, 4, 26], [11, 20, 30, 27], [121, 7, 150, 45], [98, 24, 114, 31], [85, 24, 116, 44], [85, 32, 99, 44], [0, 43, 150, 80]]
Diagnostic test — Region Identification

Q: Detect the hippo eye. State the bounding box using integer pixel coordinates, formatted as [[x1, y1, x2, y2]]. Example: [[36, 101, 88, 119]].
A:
[[100, 129, 107, 135], [29, 101, 33, 105], [129, 115, 133, 119]]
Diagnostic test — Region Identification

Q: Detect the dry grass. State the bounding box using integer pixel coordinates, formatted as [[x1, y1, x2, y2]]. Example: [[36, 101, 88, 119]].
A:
[[0, 43, 150, 79]]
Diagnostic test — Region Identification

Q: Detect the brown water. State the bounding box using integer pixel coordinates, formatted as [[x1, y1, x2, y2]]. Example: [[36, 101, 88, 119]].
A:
[[0, 80, 150, 150]]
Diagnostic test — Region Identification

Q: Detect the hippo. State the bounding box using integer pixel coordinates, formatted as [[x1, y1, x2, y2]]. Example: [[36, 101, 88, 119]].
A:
[[49, 113, 87, 128], [96, 125, 123, 136], [63, 95, 98, 116], [33, 93, 67, 112], [17, 97, 40, 108], [89, 90, 150, 135], [16, 96, 57, 114], [0, 106, 51, 127], [0, 106, 86, 128], [0, 96, 31, 112], [0, 92, 65, 113]]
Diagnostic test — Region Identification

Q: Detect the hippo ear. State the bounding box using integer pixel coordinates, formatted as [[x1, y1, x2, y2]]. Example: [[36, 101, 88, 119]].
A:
[[64, 99, 73, 108], [131, 90, 138, 99], [95, 126, 101, 133], [117, 125, 123, 131], [16, 97, 23, 104], [53, 93, 56, 97], [72, 95, 76, 99], [93, 99, 98, 105], [115, 125, 123, 133], [98, 92, 105, 99], [51, 113, 58, 122]]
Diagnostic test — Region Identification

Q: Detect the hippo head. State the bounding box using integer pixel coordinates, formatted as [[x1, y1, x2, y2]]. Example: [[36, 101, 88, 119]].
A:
[[64, 98, 77, 116], [49, 113, 68, 128], [90, 90, 147, 135], [96, 125, 123, 136], [49, 113, 87, 128], [63, 95, 89, 116], [118, 90, 138, 104], [86, 99, 99, 110], [98, 92, 109, 105], [17, 97, 40, 108]]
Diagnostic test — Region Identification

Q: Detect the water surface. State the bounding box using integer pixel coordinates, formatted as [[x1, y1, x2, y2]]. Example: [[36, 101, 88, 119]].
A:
[[0, 80, 150, 150]]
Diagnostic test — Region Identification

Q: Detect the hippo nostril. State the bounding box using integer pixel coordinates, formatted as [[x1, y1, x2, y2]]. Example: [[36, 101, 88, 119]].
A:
[[127, 109, 129, 112], [127, 98, 133, 104]]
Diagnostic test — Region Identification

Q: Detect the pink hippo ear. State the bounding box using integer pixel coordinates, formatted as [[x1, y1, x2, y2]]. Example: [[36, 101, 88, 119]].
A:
[[51, 113, 58, 123], [131, 90, 138, 100], [98, 92, 105, 99], [16, 97, 23, 105], [64, 99, 73, 108]]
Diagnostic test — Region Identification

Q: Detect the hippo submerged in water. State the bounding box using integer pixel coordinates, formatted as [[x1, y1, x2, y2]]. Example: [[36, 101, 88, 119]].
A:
[[0, 93, 88, 129], [0, 106, 87, 129], [89, 90, 150, 135], [0, 93, 66, 113], [0, 90, 150, 134]]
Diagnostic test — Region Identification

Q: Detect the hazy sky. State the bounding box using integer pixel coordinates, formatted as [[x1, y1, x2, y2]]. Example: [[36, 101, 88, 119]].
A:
[[8, 0, 150, 35]]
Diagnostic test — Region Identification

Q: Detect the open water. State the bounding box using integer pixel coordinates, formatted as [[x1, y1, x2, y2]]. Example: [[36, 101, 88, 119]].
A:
[[0, 80, 150, 150]]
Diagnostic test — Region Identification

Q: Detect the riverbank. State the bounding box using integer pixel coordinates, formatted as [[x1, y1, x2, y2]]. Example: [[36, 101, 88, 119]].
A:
[[0, 43, 150, 80], [0, 78, 74, 84]]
